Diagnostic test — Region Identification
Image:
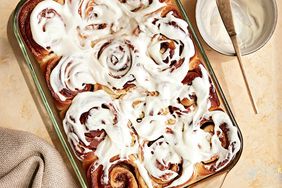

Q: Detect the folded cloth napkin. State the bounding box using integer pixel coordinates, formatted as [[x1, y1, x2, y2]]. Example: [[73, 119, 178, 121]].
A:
[[0, 128, 78, 188]]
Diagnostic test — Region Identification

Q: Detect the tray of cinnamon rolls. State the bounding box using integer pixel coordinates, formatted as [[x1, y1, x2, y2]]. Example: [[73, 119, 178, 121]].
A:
[[13, 0, 243, 187]]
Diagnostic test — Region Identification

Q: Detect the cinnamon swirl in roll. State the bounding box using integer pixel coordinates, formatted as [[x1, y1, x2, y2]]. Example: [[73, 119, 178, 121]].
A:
[[140, 137, 183, 187], [19, 0, 242, 187], [45, 54, 96, 110], [139, 5, 195, 84], [63, 90, 137, 161], [92, 38, 138, 90], [87, 155, 147, 188]]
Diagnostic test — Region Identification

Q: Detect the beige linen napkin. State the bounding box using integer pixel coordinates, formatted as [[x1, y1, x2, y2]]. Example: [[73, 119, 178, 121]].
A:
[[0, 128, 78, 188]]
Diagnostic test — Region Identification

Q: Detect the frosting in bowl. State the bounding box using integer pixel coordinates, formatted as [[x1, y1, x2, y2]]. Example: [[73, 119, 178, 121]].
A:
[[197, 0, 269, 55]]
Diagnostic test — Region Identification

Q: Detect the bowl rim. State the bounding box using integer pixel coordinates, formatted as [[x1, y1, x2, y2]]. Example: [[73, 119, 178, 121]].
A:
[[195, 0, 278, 56]]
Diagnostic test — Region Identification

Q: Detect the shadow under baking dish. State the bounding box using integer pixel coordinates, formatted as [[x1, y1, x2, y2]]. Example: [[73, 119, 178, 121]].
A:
[[10, 0, 243, 187]]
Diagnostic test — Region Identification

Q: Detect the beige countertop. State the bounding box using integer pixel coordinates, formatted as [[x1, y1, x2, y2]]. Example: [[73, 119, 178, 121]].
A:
[[0, 0, 281, 187]]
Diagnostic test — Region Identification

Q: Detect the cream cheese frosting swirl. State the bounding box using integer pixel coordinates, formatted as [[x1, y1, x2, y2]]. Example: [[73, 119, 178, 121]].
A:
[[118, 0, 165, 17], [30, 0, 67, 53], [63, 90, 134, 160], [142, 137, 183, 186], [92, 38, 138, 89], [139, 7, 195, 84], [74, 0, 128, 48], [48, 54, 96, 102]]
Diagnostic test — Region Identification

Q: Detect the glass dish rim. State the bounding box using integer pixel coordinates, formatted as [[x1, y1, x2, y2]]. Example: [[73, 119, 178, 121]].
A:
[[12, 0, 243, 187]]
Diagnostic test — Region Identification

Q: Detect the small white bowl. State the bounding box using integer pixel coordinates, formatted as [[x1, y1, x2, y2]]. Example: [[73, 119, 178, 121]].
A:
[[195, 0, 278, 56]]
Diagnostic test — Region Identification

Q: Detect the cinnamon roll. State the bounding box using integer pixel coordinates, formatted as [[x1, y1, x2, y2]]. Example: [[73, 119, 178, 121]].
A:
[[74, 0, 130, 48], [18, 0, 52, 61], [194, 110, 241, 175], [181, 64, 220, 117], [63, 90, 129, 160], [87, 155, 146, 188], [29, 0, 69, 55], [164, 110, 240, 177], [143, 5, 190, 41], [140, 137, 183, 187], [92, 38, 137, 90], [46, 54, 96, 108], [92, 38, 155, 92], [140, 6, 195, 84]]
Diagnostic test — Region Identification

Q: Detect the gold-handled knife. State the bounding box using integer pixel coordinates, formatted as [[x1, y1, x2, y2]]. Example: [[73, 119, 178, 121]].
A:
[[216, 0, 258, 114]]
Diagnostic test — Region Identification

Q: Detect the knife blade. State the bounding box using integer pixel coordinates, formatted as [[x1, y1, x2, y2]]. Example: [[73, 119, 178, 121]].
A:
[[216, 0, 237, 37]]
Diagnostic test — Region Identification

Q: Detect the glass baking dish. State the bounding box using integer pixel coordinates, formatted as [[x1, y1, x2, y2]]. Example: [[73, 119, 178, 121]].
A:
[[11, 0, 243, 187]]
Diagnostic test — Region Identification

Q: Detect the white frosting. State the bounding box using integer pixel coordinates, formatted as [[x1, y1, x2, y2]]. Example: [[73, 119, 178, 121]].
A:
[[30, 0, 68, 53], [192, 65, 212, 123], [92, 38, 141, 89], [140, 11, 195, 84], [49, 54, 96, 101], [199, 0, 266, 54], [118, 0, 164, 16], [30, 0, 242, 187], [135, 159, 154, 188], [63, 91, 138, 166], [167, 160, 194, 187], [143, 137, 182, 181], [74, 0, 129, 47]]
